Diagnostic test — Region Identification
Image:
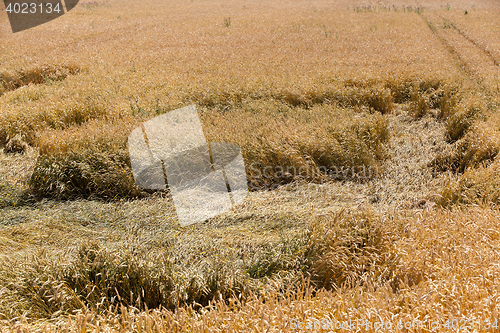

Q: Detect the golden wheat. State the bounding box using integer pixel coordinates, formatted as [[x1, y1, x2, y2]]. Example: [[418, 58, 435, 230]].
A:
[[0, 0, 500, 331]]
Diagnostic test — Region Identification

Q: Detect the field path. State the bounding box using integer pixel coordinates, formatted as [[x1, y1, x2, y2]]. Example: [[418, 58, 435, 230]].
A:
[[421, 11, 500, 91]]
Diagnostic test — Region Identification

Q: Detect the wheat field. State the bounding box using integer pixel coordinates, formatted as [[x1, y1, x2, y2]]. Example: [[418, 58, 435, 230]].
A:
[[1, 0, 500, 331]]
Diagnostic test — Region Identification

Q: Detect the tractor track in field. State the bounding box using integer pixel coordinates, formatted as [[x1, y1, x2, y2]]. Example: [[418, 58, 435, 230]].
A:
[[435, 13, 500, 67], [420, 12, 474, 79], [420, 11, 500, 91]]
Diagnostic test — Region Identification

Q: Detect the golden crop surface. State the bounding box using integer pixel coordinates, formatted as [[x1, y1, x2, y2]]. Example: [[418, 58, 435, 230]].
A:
[[0, 0, 500, 331]]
